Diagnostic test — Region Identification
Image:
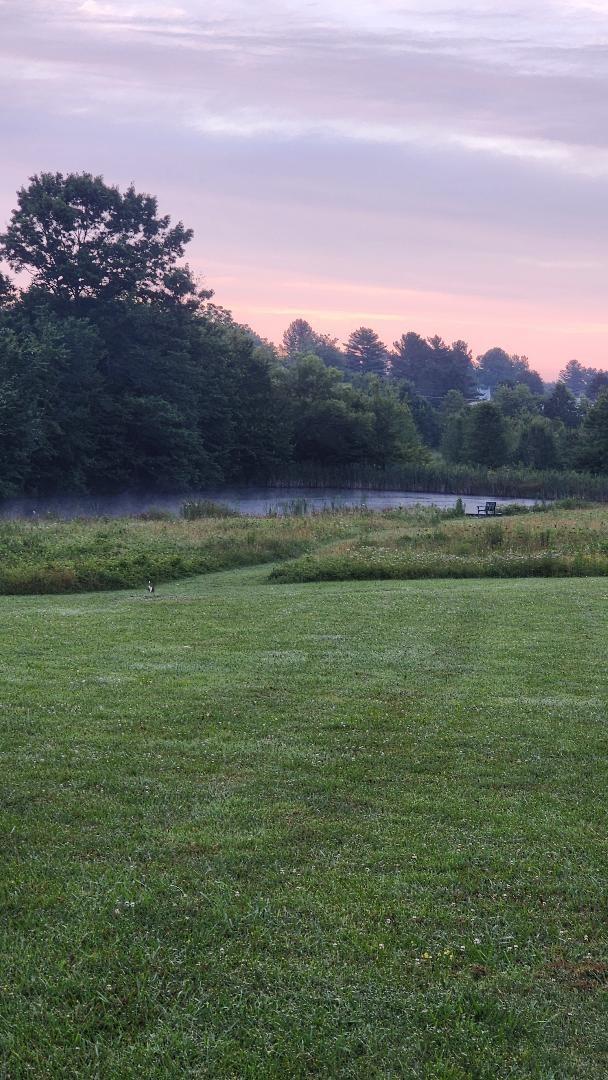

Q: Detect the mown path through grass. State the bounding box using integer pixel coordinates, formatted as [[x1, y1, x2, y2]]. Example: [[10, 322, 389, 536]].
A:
[[1, 567, 607, 1076]]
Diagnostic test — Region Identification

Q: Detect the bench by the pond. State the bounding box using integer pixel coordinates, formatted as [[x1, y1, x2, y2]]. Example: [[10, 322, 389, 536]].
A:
[[476, 501, 501, 516]]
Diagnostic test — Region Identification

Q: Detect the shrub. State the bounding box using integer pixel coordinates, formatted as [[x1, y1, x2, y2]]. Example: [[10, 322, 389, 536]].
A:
[[137, 507, 175, 521], [484, 523, 504, 549], [181, 500, 239, 520]]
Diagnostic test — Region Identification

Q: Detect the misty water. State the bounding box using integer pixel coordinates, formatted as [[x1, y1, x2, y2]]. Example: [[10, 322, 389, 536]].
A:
[[0, 488, 545, 520]]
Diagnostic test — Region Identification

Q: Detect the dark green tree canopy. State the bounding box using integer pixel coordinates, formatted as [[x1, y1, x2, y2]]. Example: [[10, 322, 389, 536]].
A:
[[518, 416, 560, 470], [391, 332, 429, 382], [465, 402, 509, 468], [284, 355, 423, 467], [559, 359, 598, 397], [281, 318, 344, 368], [543, 382, 579, 428], [0, 272, 16, 307], [0, 172, 195, 304], [587, 371, 608, 402], [476, 348, 543, 395], [282, 319, 317, 359], [1, 170, 606, 496], [492, 383, 541, 419], [578, 390, 608, 473], [391, 333, 477, 401]]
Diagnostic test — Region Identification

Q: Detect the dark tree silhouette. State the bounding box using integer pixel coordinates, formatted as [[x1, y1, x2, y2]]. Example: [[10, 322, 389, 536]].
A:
[[0, 172, 195, 304], [543, 383, 579, 428], [345, 327, 388, 375], [281, 319, 317, 360]]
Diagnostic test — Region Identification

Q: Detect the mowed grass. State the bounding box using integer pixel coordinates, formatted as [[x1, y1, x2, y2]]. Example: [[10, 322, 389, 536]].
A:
[[1, 567, 608, 1077]]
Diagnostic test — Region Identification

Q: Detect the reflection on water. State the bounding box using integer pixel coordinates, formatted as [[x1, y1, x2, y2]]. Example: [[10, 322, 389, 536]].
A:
[[0, 487, 546, 520]]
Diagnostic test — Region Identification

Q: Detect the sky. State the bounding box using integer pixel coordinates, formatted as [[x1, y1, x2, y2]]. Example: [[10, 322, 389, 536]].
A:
[[1, 0, 607, 376]]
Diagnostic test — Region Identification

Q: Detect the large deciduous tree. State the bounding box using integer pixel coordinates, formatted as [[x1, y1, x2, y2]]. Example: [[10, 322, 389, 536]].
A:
[[465, 402, 509, 468], [518, 417, 560, 470], [284, 354, 423, 466], [578, 390, 608, 472], [0, 172, 195, 305], [476, 348, 544, 395]]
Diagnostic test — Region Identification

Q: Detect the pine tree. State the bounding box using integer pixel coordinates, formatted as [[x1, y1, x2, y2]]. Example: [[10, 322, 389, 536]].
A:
[[345, 327, 387, 376]]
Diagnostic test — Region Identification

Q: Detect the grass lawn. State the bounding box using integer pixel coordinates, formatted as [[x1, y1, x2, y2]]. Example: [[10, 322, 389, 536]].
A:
[[1, 566, 607, 1076]]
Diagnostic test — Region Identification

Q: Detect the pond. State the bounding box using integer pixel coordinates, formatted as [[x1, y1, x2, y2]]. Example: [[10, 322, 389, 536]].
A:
[[0, 487, 546, 520]]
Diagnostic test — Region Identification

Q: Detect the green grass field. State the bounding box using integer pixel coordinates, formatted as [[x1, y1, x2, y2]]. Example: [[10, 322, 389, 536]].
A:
[[1, 563, 607, 1077]]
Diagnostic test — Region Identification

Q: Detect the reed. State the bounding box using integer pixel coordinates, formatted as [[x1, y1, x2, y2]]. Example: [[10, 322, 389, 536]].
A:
[[264, 462, 608, 500]]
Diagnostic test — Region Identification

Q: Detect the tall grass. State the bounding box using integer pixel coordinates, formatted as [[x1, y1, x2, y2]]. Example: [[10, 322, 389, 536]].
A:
[[3, 504, 608, 594], [264, 462, 608, 500], [0, 513, 365, 594], [181, 499, 240, 519], [269, 506, 608, 583]]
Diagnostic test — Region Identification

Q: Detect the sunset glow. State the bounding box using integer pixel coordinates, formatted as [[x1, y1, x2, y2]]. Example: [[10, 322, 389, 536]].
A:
[[1, 0, 607, 375]]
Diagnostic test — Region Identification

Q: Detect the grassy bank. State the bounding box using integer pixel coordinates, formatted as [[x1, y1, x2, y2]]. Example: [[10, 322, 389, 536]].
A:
[[1, 569, 607, 1075], [270, 505, 608, 583]]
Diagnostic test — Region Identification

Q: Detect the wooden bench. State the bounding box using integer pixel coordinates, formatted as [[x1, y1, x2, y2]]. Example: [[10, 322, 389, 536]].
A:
[[476, 501, 501, 516]]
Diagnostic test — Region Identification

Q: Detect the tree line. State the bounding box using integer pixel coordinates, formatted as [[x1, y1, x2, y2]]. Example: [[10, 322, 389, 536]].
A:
[[0, 171, 607, 496]]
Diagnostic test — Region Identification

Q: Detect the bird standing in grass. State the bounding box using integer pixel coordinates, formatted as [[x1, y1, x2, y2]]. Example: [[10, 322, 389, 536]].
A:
[[147, 580, 155, 595]]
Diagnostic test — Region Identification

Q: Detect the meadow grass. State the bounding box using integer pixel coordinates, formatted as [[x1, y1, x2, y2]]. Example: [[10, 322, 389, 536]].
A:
[[269, 506, 608, 583], [0, 512, 370, 594], [1, 566, 607, 1076], [2, 503, 608, 595]]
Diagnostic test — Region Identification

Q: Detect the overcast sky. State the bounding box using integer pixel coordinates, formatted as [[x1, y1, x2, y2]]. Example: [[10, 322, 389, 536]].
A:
[[1, 0, 607, 374]]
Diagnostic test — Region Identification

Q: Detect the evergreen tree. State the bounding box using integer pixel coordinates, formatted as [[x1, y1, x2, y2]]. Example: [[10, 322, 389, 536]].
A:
[[281, 319, 344, 368], [281, 319, 317, 360], [543, 382, 579, 428], [392, 333, 476, 400], [391, 332, 430, 384], [345, 327, 387, 376], [559, 359, 597, 397]]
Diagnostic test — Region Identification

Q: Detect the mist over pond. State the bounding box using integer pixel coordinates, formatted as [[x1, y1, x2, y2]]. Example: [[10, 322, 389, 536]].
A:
[[0, 488, 545, 520]]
